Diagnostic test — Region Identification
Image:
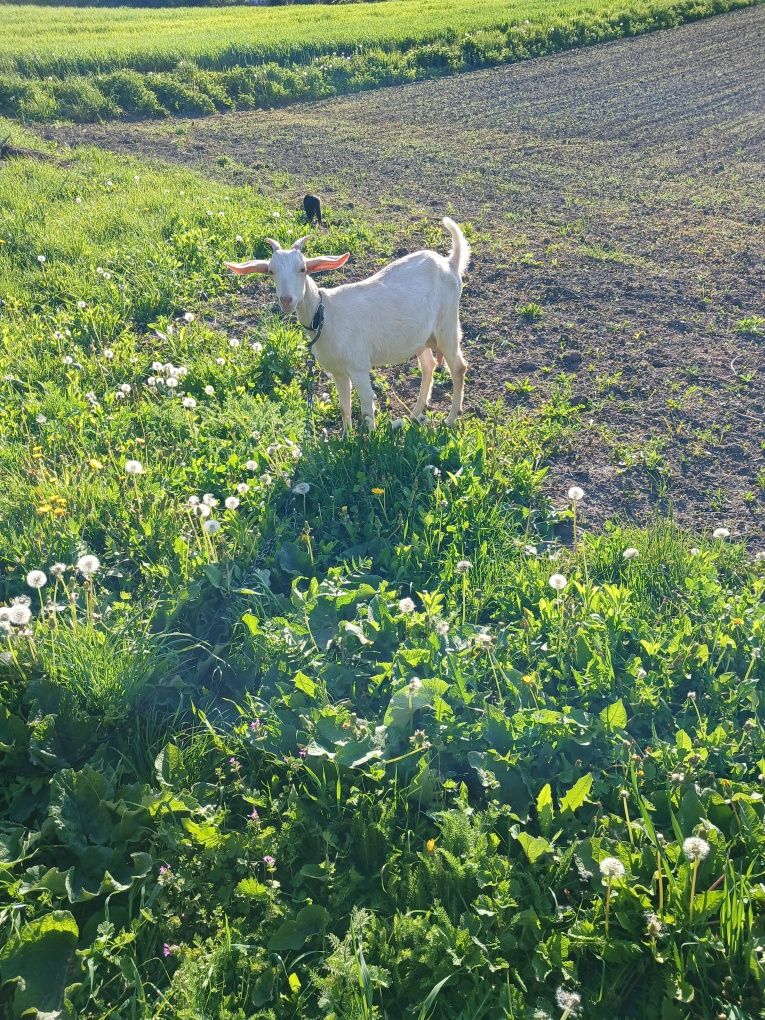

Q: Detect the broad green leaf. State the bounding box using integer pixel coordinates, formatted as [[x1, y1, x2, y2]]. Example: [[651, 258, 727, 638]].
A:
[[182, 819, 224, 850], [155, 743, 183, 786], [0, 910, 78, 1016], [235, 878, 270, 899], [560, 773, 593, 814], [536, 783, 554, 835], [600, 698, 627, 730], [675, 729, 693, 751], [268, 905, 330, 951], [293, 671, 317, 698], [516, 832, 551, 863], [48, 766, 114, 852]]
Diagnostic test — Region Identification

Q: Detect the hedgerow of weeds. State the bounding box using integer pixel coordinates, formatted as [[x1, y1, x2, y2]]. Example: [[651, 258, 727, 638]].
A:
[[0, 0, 757, 121]]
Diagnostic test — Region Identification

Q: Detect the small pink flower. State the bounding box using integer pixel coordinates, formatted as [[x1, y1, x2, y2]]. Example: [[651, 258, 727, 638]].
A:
[[250, 719, 261, 731], [249, 808, 260, 822], [229, 756, 240, 768], [159, 864, 171, 876], [163, 943, 175, 957], [263, 855, 276, 869], [298, 747, 308, 759]]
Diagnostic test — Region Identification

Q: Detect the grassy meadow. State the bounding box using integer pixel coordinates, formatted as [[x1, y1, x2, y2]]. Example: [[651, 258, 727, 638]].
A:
[[0, 0, 758, 120], [0, 121, 764, 1018]]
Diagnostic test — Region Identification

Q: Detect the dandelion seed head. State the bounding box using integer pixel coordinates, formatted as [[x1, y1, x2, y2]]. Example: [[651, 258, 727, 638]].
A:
[[260, 473, 272, 486], [623, 548, 639, 560], [77, 554, 101, 577], [50, 562, 67, 578], [251, 341, 263, 353], [37, 254, 46, 264], [203, 519, 221, 535], [713, 527, 730, 540], [398, 597, 416, 614], [204, 385, 215, 396], [455, 559, 472, 573], [182, 396, 197, 409], [26, 570, 47, 589], [549, 573, 568, 591], [599, 857, 626, 879], [555, 987, 581, 1014], [292, 482, 310, 496], [202, 493, 218, 507], [225, 496, 239, 510], [9, 604, 32, 626], [683, 836, 710, 862], [567, 486, 585, 502], [236, 482, 249, 494], [125, 459, 144, 476], [183, 312, 195, 323], [165, 376, 179, 389]]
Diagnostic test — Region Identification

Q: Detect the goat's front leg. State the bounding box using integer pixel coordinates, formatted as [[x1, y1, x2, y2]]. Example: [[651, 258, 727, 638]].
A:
[[350, 372, 376, 431], [332, 372, 352, 436]]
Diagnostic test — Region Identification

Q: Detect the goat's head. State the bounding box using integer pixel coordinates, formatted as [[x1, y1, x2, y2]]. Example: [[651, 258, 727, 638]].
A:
[[225, 236, 349, 314]]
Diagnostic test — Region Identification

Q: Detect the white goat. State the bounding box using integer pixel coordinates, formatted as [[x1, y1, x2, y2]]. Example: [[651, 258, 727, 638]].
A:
[[225, 217, 470, 432]]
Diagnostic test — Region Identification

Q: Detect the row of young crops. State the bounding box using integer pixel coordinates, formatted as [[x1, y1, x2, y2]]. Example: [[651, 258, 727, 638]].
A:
[[0, 0, 757, 120], [0, 124, 764, 1018]]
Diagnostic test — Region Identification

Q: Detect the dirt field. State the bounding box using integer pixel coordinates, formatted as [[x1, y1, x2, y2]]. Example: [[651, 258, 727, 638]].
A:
[[44, 5, 765, 542]]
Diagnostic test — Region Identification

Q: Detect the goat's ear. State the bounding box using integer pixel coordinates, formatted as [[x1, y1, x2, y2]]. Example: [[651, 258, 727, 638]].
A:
[[292, 235, 310, 251], [224, 259, 270, 275], [305, 253, 350, 274]]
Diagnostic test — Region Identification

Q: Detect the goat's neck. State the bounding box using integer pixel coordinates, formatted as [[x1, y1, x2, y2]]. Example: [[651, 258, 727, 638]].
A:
[[296, 276, 323, 330]]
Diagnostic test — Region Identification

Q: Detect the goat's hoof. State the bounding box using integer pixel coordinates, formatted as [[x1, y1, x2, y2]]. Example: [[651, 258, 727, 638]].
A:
[[391, 418, 405, 431]]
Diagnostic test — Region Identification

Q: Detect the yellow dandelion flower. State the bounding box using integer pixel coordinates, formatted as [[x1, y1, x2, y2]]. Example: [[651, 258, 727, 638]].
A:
[[53, 507, 66, 517], [89, 458, 104, 471], [371, 487, 384, 495], [36, 504, 52, 514], [426, 839, 436, 853]]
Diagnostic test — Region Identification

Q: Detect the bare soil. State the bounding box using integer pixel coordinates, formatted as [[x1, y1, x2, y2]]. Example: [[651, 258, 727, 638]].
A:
[[43, 6, 765, 542]]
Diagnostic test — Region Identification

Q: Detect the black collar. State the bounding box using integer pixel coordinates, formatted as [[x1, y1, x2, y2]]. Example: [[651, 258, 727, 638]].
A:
[[307, 292, 324, 349]]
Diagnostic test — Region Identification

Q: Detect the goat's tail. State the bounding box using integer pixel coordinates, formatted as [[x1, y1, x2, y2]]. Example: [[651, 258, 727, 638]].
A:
[[443, 217, 470, 278]]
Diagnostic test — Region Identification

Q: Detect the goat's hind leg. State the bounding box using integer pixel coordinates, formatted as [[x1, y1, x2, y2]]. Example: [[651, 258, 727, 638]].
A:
[[439, 324, 467, 426], [412, 347, 437, 420]]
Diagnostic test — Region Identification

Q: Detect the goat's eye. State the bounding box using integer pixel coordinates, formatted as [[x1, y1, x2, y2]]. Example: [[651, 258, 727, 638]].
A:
[[300, 268, 307, 274]]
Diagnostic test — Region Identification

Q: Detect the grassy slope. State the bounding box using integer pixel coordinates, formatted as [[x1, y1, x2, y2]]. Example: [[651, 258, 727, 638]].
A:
[[0, 0, 758, 120], [0, 126, 764, 1019]]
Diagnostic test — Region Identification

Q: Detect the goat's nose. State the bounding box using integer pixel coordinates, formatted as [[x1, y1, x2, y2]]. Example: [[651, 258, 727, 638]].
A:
[[279, 297, 293, 313]]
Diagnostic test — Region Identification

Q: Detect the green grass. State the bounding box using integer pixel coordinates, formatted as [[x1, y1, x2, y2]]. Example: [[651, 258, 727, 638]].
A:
[[0, 126, 764, 1019], [0, 0, 758, 120]]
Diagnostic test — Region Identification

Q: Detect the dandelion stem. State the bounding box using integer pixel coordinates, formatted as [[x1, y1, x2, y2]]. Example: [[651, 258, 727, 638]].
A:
[[657, 849, 664, 916], [622, 795, 634, 846], [689, 859, 698, 922], [605, 881, 612, 936]]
